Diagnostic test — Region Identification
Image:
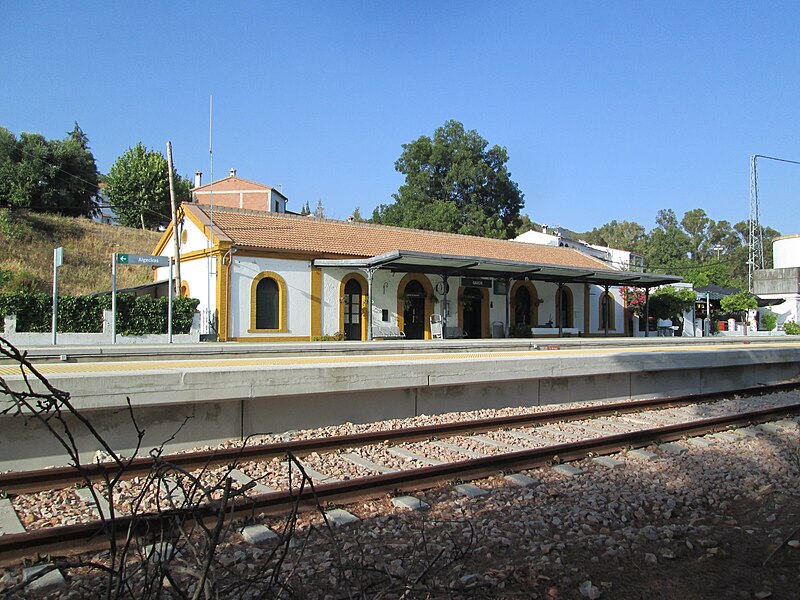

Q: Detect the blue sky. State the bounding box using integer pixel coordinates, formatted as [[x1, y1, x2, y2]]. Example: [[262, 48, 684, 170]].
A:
[[3, 1, 799, 235]]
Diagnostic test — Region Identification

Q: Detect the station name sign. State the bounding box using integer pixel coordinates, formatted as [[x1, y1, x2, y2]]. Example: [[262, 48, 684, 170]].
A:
[[117, 253, 170, 267], [460, 277, 492, 288]]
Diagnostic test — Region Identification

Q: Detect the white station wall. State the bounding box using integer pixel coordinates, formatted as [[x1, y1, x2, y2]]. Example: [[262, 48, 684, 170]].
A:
[[230, 257, 312, 338]]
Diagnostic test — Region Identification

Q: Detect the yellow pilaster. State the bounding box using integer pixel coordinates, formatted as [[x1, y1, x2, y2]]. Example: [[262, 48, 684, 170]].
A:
[[311, 267, 322, 338]]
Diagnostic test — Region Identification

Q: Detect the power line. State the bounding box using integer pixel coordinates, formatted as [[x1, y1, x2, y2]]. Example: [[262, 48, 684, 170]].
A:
[[749, 153, 800, 291]]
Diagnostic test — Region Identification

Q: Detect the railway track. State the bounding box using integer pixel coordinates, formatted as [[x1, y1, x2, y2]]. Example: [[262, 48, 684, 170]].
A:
[[1, 387, 798, 568]]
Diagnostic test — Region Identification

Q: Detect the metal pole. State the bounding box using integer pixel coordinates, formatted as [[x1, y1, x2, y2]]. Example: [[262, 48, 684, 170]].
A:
[[706, 292, 711, 337], [557, 282, 564, 338], [441, 275, 449, 339], [168, 258, 173, 343], [366, 268, 374, 341], [112, 253, 117, 344], [644, 288, 650, 338], [504, 277, 510, 338], [166, 141, 182, 296], [51, 248, 59, 346], [603, 284, 610, 337]]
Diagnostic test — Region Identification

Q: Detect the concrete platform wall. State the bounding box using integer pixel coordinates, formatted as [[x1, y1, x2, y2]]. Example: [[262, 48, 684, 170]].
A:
[[2, 345, 799, 470]]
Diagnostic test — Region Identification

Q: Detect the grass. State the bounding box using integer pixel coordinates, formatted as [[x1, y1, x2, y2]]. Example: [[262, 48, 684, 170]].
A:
[[0, 209, 164, 295]]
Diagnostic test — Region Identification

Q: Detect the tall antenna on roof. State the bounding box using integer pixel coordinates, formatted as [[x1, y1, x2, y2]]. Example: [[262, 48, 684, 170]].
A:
[[207, 95, 215, 336]]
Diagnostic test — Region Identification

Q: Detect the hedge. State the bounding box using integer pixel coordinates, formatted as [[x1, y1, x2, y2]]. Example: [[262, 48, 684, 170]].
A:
[[0, 292, 200, 335]]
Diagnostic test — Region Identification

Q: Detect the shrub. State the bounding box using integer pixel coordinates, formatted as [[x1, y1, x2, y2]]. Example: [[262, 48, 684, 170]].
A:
[[783, 320, 800, 335], [0, 291, 199, 334], [311, 331, 347, 341], [760, 310, 777, 332]]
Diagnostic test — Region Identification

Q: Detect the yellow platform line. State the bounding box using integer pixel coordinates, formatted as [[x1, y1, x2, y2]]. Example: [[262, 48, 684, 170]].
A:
[[0, 341, 796, 378]]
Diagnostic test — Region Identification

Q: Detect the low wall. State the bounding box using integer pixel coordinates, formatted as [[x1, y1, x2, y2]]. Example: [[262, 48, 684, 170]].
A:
[[1, 311, 201, 346], [1, 343, 799, 469]]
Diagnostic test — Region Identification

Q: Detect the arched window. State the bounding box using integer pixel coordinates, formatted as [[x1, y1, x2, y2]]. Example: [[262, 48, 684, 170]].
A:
[[599, 292, 615, 330], [256, 278, 279, 329], [250, 271, 288, 332]]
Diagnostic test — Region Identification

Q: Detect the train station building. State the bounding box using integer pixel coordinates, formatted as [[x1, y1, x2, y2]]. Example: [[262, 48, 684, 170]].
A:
[[153, 174, 680, 342]]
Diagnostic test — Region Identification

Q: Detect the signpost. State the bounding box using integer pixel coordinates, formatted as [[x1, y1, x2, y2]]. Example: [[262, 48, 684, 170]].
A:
[[52, 247, 63, 345], [113, 253, 174, 344]]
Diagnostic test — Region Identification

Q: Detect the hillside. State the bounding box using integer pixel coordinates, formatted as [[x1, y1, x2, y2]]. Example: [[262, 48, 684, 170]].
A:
[[0, 209, 164, 295]]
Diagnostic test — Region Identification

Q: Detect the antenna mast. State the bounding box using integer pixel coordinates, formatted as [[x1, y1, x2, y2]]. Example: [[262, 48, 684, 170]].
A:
[[748, 155, 764, 292], [207, 95, 215, 337], [748, 154, 800, 291]]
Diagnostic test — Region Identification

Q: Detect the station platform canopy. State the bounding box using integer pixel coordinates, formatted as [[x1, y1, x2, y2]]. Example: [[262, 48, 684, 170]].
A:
[[314, 249, 682, 288]]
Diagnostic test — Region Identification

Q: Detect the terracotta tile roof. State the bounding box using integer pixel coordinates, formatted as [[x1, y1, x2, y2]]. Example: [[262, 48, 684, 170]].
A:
[[185, 204, 615, 271], [192, 175, 275, 193]]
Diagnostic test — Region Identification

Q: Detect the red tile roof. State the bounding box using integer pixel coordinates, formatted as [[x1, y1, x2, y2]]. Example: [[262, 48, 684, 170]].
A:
[[184, 204, 614, 271]]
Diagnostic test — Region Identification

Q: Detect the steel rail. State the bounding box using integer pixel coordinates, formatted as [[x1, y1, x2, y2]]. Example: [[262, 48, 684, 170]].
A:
[[3, 383, 797, 495], [1, 401, 797, 567]]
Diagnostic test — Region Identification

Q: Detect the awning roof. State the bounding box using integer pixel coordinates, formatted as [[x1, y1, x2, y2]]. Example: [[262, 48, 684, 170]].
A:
[[314, 250, 682, 287]]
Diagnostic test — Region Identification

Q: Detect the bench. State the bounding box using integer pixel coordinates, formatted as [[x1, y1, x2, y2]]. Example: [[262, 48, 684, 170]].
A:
[[445, 326, 467, 338], [531, 327, 580, 337], [372, 325, 406, 339]]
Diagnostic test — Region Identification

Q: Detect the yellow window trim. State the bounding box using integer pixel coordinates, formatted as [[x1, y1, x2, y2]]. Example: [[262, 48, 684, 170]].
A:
[[249, 271, 289, 333], [396, 273, 434, 340], [509, 280, 540, 327], [556, 285, 575, 328], [457, 285, 490, 338], [598, 290, 616, 330], [339, 273, 369, 340]]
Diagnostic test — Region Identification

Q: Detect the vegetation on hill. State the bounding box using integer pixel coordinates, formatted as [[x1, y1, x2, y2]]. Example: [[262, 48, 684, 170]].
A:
[[0, 124, 100, 217], [0, 209, 162, 295]]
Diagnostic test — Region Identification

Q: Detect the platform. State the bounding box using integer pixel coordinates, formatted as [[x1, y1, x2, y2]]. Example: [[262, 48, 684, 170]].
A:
[[1, 339, 799, 469]]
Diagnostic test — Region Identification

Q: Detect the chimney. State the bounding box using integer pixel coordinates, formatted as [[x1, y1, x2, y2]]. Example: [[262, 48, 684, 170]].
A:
[[194, 171, 202, 188], [229, 168, 237, 178]]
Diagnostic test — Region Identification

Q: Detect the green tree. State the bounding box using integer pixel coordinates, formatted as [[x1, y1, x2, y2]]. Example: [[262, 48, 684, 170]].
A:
[[720, 290, 758, 316], [0, 124, 99, 217], [313, 199, 325, 218], [372, 120, 524, 239], [639, 209, 691, 274], [515, 214, 537, 235], [105, 143, 190, 230], [649, 286, 697, 334], [721, 290, 758, 333], [300, 201, 311, 216], [583, 219, 645, 252], [680, 208, 711, 261]]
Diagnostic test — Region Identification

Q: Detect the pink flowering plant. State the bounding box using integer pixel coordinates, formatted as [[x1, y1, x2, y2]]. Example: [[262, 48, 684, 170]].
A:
[[621, 286, 646, 317]]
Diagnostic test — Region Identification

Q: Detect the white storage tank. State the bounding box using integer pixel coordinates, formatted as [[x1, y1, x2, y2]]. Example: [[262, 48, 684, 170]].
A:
[[772, 234, 800, 269]]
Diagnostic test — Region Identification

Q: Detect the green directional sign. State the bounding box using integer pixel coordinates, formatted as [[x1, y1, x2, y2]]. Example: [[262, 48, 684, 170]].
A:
[[116, 253, 169, 267]]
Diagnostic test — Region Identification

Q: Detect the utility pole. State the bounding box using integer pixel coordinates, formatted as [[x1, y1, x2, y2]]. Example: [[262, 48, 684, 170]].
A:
[[166, 141, 182, 296], [748, 155, 764, 292], [749, 154, 800, 291]]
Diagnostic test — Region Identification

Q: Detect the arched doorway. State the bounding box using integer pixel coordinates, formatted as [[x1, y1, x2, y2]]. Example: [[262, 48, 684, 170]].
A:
[[599, 291, 615, 331], [556, 286, 574, 328], [514, 286, 531, 326], [343, 278, 363, 340], [462, 287, 483, 338], [402, 280, 426, 339]]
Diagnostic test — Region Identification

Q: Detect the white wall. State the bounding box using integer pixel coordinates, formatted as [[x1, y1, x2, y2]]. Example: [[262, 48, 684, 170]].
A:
[[229, 257, 312, 338]]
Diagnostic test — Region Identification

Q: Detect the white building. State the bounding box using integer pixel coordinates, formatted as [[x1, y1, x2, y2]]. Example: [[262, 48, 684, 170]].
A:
[[153, 177, 679, 342]]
